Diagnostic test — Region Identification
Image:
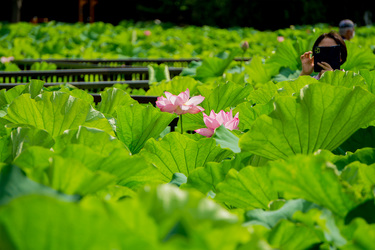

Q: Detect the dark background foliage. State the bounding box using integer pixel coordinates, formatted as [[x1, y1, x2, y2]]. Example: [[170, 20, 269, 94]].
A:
[[1, 0, 374, 30]]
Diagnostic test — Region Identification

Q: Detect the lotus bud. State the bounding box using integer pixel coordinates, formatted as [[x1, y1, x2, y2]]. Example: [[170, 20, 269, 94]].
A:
[[241, 41, 249, 52]]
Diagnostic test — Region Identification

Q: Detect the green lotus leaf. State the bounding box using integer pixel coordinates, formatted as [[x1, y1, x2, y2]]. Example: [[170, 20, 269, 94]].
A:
[[212, 124, 240, 153], [0, 195, 158, 249], [195, 48, 240, 81], [215, 165, 278, 210], [359, 69, 375, 94], [146, 76, 200, 96], [138, 184, 248, 249], [269, 154, 359, 217], [139, 132, 233, 182], [14, 147, 116, 196], [197, 81, 251, 113], [244, 55, 272, 84], [240, 83, 375, 160], [319, 70, 366, 89], [233, 100, 273, 131], [0, 164, 80, 206], [2, 92, 114, 137], [96, 87, 138, 116], [183, 152, 249, 194], [267, 220, 322, 249], [53, 126, 130, 156], [116, 103, 176, 154], [244, 199, 319, 229], [11, 126, 54, 159], [248, 81, 278, 105]]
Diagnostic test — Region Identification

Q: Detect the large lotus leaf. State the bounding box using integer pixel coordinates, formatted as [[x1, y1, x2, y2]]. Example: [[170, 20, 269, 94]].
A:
[[57, 144, 105, 170], [197, 81, 251, 114], [269, 154, 359, 217], [49, 86, 94, 105], [0, 164, 79, 206], [319, 70, 367, 89], [116, 103, 176, 154], [46, 156, 116, 195], [359, 69, 375, 94], [244, 55, 272, 84], [57, 144, 160, 190], [195, 48, 240, 81], [276, 75, 318, 97], [145, 76, 200, 96], [2, 92, 114, 137], [138, 184, 248, 249], [240, 83, 375, 160], [244, 199, 319, 229], [96, 87, 138, 116], [0, 135, 11, 163], [233, 100, 273, 131], [293, 208, 347, 247], [139, 132, 233, 182], [53, 126, 130, 156], [333, 147, 375, 170], [341, 220, 375, 249], [248, 81, 278, 105], [267, 220, 322, 249], [94, 185, 137, 201], [0, 195, 159, 249], [87, 147, 165, 189], [10, 126, 54, 159], [13, 146, 55, 182], [212, 125, 241, 153], [340, 162, 375, 200], [342, 43, 375, 72], [0, 79, 44, 107], [13, 148, 116, 196], [0, 85, 25, 107], [183, 152, 249, 194], [266, 39, 301, 71], [215, 165, 278, 210]]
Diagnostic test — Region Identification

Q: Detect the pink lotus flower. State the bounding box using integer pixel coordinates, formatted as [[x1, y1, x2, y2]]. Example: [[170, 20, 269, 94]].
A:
[[195, 110, 239, 137], [1, 56, 14, 64], [156, 89, 205, 115], [277, 36, 285, 42], [144, 30, 151, 36]]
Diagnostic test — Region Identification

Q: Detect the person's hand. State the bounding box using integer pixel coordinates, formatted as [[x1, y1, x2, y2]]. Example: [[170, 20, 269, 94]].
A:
[[317, 61, 334, 78], [300, 51, 314, 76]]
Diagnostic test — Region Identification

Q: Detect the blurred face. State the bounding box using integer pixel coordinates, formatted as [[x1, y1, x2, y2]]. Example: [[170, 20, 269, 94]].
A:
[[318, 37, 338, 47]]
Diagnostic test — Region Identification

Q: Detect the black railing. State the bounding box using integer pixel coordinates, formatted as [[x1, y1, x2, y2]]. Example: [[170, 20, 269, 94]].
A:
[[13, 57, 251, 69], [0, 80, 149, 91], [0, 67, 183, 83]]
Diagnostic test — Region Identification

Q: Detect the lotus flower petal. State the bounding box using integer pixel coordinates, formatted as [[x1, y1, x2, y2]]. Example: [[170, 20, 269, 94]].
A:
[[195, 128, 214, 137], [156, 88, 204, 115], [197, 109, 239, 137]]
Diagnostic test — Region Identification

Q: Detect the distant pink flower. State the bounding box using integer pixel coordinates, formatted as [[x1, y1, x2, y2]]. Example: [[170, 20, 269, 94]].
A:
[[156, 89, 205, 115], [241, 41, 249, 52], [195, 110, 239, 137], [1, 56, 14, 64], [277, 36, 285, 42], [144, 30, 151, 36]]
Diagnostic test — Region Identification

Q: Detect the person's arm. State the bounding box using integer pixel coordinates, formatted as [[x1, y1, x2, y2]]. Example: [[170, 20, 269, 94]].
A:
[[300, 51, 314, 76]]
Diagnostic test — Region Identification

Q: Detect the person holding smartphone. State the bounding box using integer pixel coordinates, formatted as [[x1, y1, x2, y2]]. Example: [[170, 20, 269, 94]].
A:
[[300, 31, 347, 79]]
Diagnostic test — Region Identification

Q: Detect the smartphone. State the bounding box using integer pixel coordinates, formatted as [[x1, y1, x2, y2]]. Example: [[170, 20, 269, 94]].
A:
[[313, 45, 341, 72]]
